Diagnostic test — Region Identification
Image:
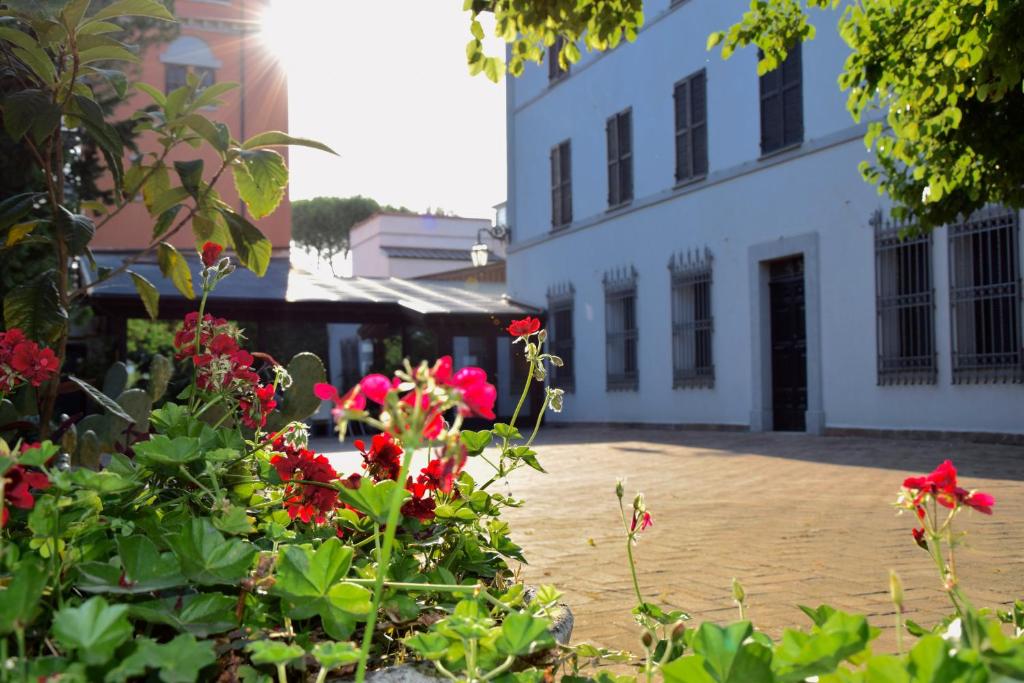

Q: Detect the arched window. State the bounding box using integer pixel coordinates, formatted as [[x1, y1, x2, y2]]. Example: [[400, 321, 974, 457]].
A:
[[160, 35, 221, 93]]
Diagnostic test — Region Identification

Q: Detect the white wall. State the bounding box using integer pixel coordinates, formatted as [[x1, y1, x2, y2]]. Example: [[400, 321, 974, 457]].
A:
[[506, 1, 1024, 435]]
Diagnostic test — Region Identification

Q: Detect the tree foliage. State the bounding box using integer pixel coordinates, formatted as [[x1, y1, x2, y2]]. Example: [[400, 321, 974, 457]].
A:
[[291, 196, 411, 275], [464, 0, 644, 80], [708, 0, 1024, 229]]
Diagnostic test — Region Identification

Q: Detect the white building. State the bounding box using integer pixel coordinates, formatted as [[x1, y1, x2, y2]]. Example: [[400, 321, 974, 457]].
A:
[[504, 1, 1023, 438], [348, 213, 505, 279]]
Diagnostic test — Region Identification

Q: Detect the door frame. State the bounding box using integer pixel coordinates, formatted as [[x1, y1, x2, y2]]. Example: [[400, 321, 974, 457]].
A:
[[748, 232, 825, 434]]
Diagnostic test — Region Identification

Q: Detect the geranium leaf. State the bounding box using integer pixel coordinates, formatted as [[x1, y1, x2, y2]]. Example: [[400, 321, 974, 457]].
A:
[[460, 429, 492, 455], [246, 640, 305, 666], [52, 596, 132, 666], [167, 518, 256, 586], [496, 612, 555, 657], [133, 435, 201, 468], [128, 593, 237, 637], [106, 635, 216, 683], [311, 641, 361, 669], [335, 477, 408, 525], [0, 558, 48, 634], [273, 538, 353, 600]]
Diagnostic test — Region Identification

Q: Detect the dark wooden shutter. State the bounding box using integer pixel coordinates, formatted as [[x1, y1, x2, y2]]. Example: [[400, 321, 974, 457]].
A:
[[690, 71, 708, 176], [550, 145, 561, 227], [560, 142, 572, 224], [618, 111, 633, 202], [674, 80, 690, 181], [759, 57, 782, 154], [607, 116, 619, 205], [781, 44, 803, 146]]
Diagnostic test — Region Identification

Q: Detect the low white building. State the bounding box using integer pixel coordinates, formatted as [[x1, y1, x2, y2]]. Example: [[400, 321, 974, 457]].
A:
[[348, 213, 505, 279], [504, 0, 1023, 438]]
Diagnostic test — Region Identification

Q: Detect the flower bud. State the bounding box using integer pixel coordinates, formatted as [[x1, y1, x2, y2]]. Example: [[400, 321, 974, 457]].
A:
[[731, 577, 746, 604], [632, 493, 645, 513], [640, 631, 654, 649], [615, 479, 625, 499], [889, 569, 904, 613], [671, 621, 687, 642]]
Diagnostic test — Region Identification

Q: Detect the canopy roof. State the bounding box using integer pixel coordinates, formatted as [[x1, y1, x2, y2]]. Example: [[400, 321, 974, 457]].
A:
[[86, 253, 537, 324]]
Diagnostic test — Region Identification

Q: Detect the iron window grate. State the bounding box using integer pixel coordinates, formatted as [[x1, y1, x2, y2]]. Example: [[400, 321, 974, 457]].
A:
[[603, 266, 638, 391], [547, 282, 576, 393], [669, 249, 714, 388], [948, 206, 1023, 384], [873, 211, 937, 385]]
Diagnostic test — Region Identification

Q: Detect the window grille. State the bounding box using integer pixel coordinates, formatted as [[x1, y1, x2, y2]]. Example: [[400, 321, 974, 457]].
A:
[[948, 207, 1023, 384], [547, 283, 575, 393], [606, 109, 633, 207], [674, 70, 708, 183], [548, 37, 569, 82], [669, 249, 713, 388], [873, 211, 937, 385], [550, 140, 572, 229], [759, 44, 803, 154], [604, 266, 638, 391]]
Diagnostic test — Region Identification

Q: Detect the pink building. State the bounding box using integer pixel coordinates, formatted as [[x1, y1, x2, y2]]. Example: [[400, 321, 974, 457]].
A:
[[93, 0, 290, 253]]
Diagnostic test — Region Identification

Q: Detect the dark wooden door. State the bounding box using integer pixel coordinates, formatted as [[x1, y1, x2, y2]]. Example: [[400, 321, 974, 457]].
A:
[[769, 256, 807, 431]]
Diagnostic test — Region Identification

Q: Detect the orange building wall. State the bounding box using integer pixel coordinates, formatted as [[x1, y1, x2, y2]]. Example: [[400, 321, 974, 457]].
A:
[[92, 0, 291, 252]]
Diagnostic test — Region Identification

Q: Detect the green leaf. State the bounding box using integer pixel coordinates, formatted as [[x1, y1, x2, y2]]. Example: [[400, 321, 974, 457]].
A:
[[241, 130, 337, 155], [70, 94, 124, 186], [134, 82, 167, 107], [52, 596, 132, 666], [311, 641, 361, 669], [773, 610, 872, 682], [67, 468, 137, 494], [219, 209, 272, 276], [404, 632, 449, 661], [147, 186, 190, 217], [75, 535, 186, 594], [212, 505, 256, 535], [273, 538, 353, 600], [3, 89, 60, 143], [58, 207, 95, 256], [0, 559, 48, 634], [690, 622, 773, 683], [181, 114, 230, 152], [460, 429, 492, 455], [89, 0, 175, 22], [135, 434, 202, 468], [68, 376, 134, 423], [4, 270, 66, 343], [174, 159, 204, 198], [496, 612, 555, 656], [107, 635, 217, 683], [232, 149, 288, 219], [78, 44, 139, 64], [190, 81, 239, 110], [158, 242, 195, 299], [167, 518, 257, 586], [129, 270, 160, 319], [334, 477, 408, 525], [128, 593, 237, 637], [661, 656, 716, 683], [246, 640, 305, 666]]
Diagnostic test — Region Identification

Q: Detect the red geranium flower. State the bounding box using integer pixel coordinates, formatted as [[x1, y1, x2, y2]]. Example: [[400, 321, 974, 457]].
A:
[[631, 510, 653, 533], [401, 480, 436, 523], [201, 242, 224, 268], [959, 489, 995, 515], [911, 527, 928, 549], [360, 374, 392, 404], [354, 432, 403, 481], [2, 464, 49, 527], [9, 342, 59, 386], [449, 366, 496, 420], [315, 383, 367, 417], [507, 316, 541, 338], [271, 445, 339, 524]]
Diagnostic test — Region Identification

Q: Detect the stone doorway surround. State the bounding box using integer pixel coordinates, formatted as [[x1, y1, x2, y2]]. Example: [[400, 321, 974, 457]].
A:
[[748, 232, 825, 435]]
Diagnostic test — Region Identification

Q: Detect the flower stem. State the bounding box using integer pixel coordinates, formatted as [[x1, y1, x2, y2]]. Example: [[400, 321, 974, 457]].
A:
[[618, 499, 645, 607], [314, 667, 329, 683], [354, 448, 416, 683], [276, 662, 287, 683]]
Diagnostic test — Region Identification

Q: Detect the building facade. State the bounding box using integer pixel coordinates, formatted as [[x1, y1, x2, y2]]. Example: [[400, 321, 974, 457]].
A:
[[92, 0, 290, 253], [505, 0, 1023, 437]]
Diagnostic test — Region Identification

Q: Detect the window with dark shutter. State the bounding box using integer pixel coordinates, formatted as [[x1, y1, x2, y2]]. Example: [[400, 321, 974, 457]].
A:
[[606, 109, 633, 207], [948, 207, 1023, 384], [547, 283, 576, 393], [604, 266, 638, 391], [674, 70, 708, 183], [550, 140, 572, 229], [548, 36, 569, 82], [759, 44, 803, 155], [669, 249, 714, 388], [874, 212, 937, 385], [165, 64, 215, 94]]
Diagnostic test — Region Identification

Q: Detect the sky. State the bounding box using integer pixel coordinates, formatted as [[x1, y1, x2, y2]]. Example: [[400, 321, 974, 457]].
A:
[[260, 0, 507, 220]]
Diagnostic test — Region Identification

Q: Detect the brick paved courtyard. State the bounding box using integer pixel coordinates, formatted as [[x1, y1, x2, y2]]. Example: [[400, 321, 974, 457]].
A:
[[317, 428, 1024, 654]]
